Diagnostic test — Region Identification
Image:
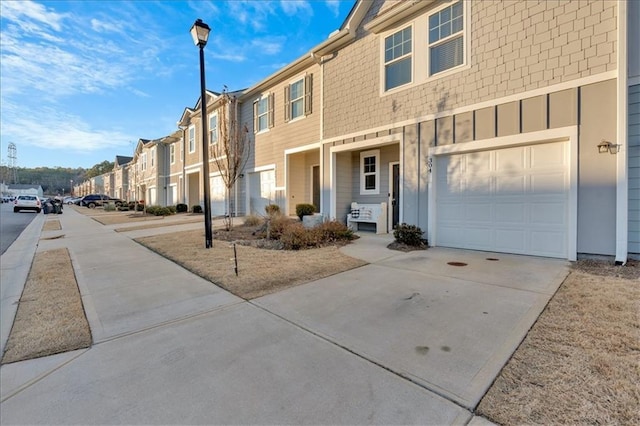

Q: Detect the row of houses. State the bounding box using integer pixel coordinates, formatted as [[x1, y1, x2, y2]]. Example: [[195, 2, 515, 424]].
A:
[[74, 0, 639, 262]]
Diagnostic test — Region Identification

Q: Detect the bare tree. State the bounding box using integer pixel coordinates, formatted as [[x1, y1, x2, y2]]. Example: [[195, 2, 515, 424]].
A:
[[211, 88, 250, 230]]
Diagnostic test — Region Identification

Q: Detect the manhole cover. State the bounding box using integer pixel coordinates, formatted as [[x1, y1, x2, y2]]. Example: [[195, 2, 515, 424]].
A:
[[447, 261, 467, 267], [486, 258, 499, 261]]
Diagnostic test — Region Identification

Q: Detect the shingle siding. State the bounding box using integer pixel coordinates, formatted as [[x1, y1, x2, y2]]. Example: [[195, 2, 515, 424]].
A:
[[324, 0, 617, 139]]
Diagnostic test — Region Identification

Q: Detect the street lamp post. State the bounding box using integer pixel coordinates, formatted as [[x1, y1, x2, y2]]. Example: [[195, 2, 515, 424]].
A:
[[190, 18, 213, 248], [70, 179, 74, 196]]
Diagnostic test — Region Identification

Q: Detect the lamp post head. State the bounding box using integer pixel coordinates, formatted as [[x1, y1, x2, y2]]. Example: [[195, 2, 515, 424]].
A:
[[190, 19, 211, 47]]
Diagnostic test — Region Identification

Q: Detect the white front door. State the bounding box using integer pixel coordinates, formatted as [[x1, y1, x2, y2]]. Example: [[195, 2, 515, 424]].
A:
[[435, 142, 569, 258], [211, 175, 226, 216]]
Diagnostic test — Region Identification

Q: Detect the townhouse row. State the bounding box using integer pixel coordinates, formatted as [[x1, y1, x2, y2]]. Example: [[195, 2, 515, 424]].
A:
[[75, 0, 639, 262]]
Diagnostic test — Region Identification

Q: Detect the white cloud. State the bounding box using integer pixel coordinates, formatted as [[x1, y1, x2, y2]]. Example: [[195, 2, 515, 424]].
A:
[[325, 0, 341, 17], [90, 18, 125, 34], [280, 0, 312, 16], [208, 52, 247, 62], [251, 37, 285, 55], [0, 0, 66, 32], [0, 102, 134, 152]]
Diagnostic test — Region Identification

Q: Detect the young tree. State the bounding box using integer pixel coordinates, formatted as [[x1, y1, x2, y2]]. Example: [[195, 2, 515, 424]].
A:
[[210, 88, 250, 231]]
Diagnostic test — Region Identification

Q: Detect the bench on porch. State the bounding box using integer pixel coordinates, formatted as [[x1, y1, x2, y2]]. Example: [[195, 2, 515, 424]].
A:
[[347, 202, 388, 234]]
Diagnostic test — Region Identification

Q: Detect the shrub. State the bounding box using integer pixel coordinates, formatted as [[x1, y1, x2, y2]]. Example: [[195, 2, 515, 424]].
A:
[[244, 214, 263, 227], [315, 220, 354, 243], [393, 223, 425, 247], [146, 205, 175, 216], [295, 203, 316, 221], [265, 204, 280, 217], [280, 223, 315, 250], [192, 205, 203, 214], [176, 203, 188, 213], [128, 201, 145, 211], [167, 205, 177, 214]]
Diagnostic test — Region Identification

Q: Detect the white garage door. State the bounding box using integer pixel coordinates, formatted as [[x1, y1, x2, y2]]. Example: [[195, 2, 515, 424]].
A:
[[210, 175, 226, 216], [435, 142, 569, 258]]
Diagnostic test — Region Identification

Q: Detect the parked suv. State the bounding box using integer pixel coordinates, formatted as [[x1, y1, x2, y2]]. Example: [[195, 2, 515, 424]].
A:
[[13, 195, 42, 213], [80, 194, 123, 208]]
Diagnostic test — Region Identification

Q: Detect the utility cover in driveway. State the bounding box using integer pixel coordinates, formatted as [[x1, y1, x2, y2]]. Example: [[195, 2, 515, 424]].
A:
[[435, 142, 569, 258]]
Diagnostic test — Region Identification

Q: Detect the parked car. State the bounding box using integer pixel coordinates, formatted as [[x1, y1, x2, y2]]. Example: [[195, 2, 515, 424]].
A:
[[67, 197, 82, 205], [80, 194, 123, 208], [13, 195, 42, 213]]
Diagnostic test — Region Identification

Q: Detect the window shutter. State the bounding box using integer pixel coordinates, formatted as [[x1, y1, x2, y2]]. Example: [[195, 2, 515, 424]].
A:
[[253, 101, 258, 133], [284, 85, 291, 122], [268, 93, 275, 128], [304, 73, 312, 116]]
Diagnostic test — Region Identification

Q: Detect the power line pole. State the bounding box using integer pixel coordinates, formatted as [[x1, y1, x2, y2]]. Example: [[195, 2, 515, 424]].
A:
[[7, 143, 17, 184]]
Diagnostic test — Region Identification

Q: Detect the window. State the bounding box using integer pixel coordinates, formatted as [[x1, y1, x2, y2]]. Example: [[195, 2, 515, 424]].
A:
[[170, 144, 175, 164], [253, 93, 274, 133], [188, 126, 195, 153], [285, 74, 312, 122], [360, 150, 380, 195], [384, 26, 412, 91], [290, 79, 304, 120], [209, 113, 218, 145], [150, 147, 155, 167], [141, 153, 147, 171], [428, 1, 463, 75]]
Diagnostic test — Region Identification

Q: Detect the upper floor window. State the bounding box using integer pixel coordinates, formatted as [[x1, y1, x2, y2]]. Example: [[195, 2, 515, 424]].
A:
[[360, 150, 380, 195], [170, 144, 175, 164], [254, 93, 274, 133], [428, 1, 464, 75], [209, 113, 218, 145], [285, 74, 312, 122], [384, 26, 412, 91], [150, 147, 155, 167], [141, 153, 147, 171], [188, 126, 195, 153]]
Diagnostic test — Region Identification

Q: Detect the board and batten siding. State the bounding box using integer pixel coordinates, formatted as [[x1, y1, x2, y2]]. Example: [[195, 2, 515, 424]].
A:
[[629, 84, 640, 255]]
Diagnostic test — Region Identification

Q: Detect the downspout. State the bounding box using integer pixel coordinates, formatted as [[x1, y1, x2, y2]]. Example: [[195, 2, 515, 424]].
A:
[[312, 51, 325, 217], [616, 0, 628, 265]]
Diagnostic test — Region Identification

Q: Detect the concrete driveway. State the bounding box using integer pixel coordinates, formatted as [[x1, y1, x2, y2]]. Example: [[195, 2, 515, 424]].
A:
[[1, 212, 568, 424], [255, 236, 569, 409]]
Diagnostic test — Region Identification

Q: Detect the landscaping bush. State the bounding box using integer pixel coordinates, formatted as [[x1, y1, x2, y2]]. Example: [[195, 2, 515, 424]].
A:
[[167, 205, 177, 214], [146, 205, 175, 216], [176, 203, 188, 213], [314, 220, 354, 243], [393, 223, 425, 247], [244, 214, 263, 227], [128, 201, 145, 211], [265, 204, 280, 217], [280, 223, 315, 250], [192, 205, 203, 214], [295, 203, 316, 221]]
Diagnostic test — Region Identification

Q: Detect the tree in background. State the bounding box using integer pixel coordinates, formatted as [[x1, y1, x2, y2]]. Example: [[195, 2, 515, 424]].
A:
[[84, 160, 114, 179], [211, 89, 250, 231]]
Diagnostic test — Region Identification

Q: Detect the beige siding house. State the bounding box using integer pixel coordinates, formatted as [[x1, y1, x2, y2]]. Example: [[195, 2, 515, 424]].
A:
[[113, 155, 132, 201], [288, 0, 632, 262]]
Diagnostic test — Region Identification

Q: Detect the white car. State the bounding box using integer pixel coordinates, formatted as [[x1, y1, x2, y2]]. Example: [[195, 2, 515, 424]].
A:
[[14, 195, 42, 213]]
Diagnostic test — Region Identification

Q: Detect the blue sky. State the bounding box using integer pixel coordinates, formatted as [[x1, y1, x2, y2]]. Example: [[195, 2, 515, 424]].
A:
[[0, 0, 351, 169]]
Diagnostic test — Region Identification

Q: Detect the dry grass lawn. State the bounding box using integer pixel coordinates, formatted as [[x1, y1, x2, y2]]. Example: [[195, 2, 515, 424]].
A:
[[42, 219, 61, 231], [477, 260, 640, 425], [115, 217, 202, 233], [1, 248, 92, 364], [136, 227, 367, 299]]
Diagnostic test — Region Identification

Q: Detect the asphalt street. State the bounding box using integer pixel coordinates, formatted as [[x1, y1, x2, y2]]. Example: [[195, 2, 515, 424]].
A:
[[0, 203, 37, 255]]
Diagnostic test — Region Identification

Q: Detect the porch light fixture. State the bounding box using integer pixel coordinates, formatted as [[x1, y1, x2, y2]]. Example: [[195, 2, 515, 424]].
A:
[[597, 139, 620, 154], [191, 18, 213, 248]]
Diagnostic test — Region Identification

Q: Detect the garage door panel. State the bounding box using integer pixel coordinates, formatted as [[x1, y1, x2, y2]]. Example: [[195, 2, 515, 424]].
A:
[[531, 172, 566, 193], [495, 229, 526, 251], [464, 176, 491, 195], [495, 175, 526, 194], [435, 141, 569, 259], [495, 148, 525, 172], [530, 202, 565, 225], [531, 143, 565, 168], [495, 203, 525, 223]]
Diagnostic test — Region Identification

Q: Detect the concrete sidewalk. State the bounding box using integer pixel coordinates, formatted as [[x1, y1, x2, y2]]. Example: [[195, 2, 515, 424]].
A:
[[0, 208, 568, 424]]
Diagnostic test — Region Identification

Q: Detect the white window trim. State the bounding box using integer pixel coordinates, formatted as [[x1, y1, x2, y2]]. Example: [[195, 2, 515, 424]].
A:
[[188, 125, 196, 153], [289, 77, 305, 122], [382, 24, 414, 92], [379, 0, 470, 96], [141, 153, 147, 171], [170, 144, 176, 165], [360, 150, 380, 195], [427, 0, 466, 77], [209, 112, 219, 145], [255, 95, 270, 134], [150, 147, 155, 167]]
